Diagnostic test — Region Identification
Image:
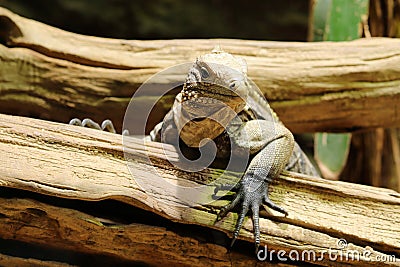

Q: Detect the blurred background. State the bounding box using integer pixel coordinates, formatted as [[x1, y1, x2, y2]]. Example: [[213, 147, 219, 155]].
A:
[[0, 0, 310, 41]]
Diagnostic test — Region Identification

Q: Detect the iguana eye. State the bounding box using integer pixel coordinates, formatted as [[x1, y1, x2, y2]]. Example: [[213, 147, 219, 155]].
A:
[[229, 81, 237, 89], [200, 67, 210, 79]]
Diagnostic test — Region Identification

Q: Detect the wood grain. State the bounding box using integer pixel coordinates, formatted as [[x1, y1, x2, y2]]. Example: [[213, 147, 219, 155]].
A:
[[0, 253, 76, 267], [0, 113, 399, 266], [1, 7, 400, 133]]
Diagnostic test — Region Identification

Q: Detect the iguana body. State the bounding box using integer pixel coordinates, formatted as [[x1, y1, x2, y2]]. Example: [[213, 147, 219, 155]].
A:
[[150, 49, 319, 249], [70, 49, 319, 251]]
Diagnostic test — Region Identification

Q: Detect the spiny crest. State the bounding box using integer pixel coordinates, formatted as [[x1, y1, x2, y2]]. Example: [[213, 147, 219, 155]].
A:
[[211, 45, 223, 54], [198, 47, 248, 76]]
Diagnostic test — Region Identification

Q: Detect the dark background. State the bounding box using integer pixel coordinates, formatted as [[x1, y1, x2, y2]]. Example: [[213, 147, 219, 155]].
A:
[[0, 0, 310, 41]]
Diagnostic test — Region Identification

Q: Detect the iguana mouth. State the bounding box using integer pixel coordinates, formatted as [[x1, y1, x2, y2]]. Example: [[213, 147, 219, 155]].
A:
[[192, 117, 206, 122], [182, 82, 240, 102]]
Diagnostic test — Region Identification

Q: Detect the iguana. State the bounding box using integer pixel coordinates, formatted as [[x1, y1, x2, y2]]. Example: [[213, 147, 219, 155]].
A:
[[70, 48, 319, 252]]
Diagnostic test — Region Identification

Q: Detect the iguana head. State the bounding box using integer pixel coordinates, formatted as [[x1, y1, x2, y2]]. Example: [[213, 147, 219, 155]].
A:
[[180, 48, 249, 115], [173, 49, 250, 147]]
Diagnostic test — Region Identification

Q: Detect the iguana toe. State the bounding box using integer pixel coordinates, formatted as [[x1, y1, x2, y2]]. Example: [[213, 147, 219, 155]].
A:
[[216, 178, 287, 252], [263, 193, 288, 216]]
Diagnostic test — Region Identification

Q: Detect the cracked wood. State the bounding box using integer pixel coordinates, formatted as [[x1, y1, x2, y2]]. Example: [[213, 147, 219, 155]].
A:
[[1, 7, 400, 133], [0, 114, 399, 266]]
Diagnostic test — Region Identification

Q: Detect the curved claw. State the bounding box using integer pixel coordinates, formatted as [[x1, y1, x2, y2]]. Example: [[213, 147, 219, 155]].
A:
[[69, 118, 119, 134], [214, 183, 239, 195], [213, 183, 240, 201], [230, 200, 249, 247], [230, 236, 237, 248], [263, 193, 288, 216], [69, 118, 82, 126], [216, 192, 241, 222], [82, 118, 102, 130], [101, 119, 116, 133], [215, 177, 287, 252]]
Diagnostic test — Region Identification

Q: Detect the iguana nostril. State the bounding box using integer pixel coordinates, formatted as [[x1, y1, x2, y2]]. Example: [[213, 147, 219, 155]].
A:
[[192, 117, 206, 122]]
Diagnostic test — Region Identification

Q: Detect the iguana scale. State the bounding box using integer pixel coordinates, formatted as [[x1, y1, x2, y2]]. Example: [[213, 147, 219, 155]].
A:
[[70, 49, 319, 252]]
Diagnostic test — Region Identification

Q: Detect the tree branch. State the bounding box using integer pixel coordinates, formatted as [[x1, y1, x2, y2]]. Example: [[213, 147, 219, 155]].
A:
[[1, 7, 400, 133], [0, 113, 399, 266]]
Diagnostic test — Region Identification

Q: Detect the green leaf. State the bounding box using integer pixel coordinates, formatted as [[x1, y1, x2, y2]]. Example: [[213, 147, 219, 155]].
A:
[[310, 0, 369, 41], [311, 0, 368, 178], [315, 133, 351, 179]]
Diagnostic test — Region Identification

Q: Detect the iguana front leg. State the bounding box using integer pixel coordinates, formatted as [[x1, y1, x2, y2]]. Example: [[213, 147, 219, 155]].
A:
[[216, 119, 294, 251]]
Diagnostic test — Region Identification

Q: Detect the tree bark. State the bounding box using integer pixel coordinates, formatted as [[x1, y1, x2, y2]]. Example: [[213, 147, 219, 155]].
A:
[[0, 194, 251, 266], [0, 253, 76, 267], [1, 7, 400, 133], [0, 113, 399, 266]]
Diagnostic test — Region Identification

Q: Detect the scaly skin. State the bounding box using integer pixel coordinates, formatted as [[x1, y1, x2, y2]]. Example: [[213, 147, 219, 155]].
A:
[[150, 49, 320, 251], [70, 48, 320, 252]]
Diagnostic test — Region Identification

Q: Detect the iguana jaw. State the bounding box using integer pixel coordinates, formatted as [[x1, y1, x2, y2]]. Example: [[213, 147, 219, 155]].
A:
[[183, 82, 239, 98], [182, 82, 244, 104], [173, 49, 250, 147], [174, 82, 246, 148], [178, 82, 246, 118]]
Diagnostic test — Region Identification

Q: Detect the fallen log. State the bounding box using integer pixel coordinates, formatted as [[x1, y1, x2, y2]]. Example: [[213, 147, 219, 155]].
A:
[[1, 7, 400, 133], [0, 113, 399, 266]]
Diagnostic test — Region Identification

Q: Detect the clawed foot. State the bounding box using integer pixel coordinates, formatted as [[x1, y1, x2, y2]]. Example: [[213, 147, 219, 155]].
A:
[[69, 118, 116, 133], [214, 178, 288, 253]]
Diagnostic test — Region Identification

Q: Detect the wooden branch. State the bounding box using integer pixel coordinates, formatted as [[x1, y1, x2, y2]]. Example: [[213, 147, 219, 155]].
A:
[[0, 253, 76, 267], [1, 7, 400, 133], [0, 194, 250, 266], [0, 113, 399, 266]]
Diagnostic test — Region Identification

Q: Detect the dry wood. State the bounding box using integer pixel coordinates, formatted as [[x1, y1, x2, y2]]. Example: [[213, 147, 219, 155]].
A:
[[0, 196, 254, 266], [1, 7, 400, 133], [0, 253, 76, 267], [0, 113, 399, 266]]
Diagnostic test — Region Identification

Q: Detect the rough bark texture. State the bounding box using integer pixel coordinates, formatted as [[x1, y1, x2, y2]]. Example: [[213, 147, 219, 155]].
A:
[[1, 7, 400, 133], [0, 195, 241, 266], [0, 254, 77, 267], [0, 114, 399, 266]]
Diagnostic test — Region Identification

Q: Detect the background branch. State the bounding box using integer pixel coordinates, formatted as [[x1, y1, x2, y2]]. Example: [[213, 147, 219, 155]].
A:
[[1, 7, 400, 133]]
